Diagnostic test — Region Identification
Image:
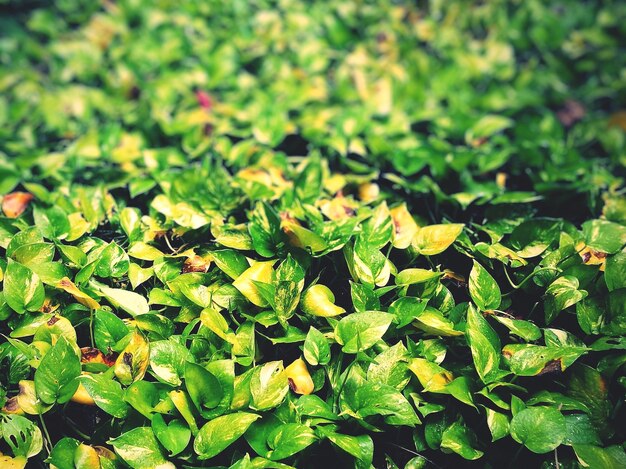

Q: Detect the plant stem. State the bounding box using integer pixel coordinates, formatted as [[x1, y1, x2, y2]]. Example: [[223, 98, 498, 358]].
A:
[[502, 266, 561, 295], [38, 412, 52, 456]]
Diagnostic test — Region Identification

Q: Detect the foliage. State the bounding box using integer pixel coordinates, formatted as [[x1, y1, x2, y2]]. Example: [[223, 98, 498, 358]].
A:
[[1, 0, 626, 468]]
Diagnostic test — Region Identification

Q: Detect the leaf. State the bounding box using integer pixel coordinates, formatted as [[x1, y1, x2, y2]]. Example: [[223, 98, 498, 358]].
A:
[[35, 336, 81, 404], [510, 406, 566, 453], [485, 409, 509, 441], [114, 329, 150, 385], [367, 342, 410, 390], [194, 412, 261, 460], [413, 224, 464, 256], [466, 304, 501, 383], [440, 422, 484, 460], [232, 261, 275, 307], [389, 297, 428, 328], [544, 276, 588, 323], [184, 362, 223, 412], [79, 372, 128, 418], [360, 202, 393, 249], [150, 339, 190, 386], [1, 414, 43, 458], [350, 281, 380, 312], [502, 344, 587, 376], [4, 259, 45, 314], [319, 429, 374, 467], [573, 444, 626, 468], [605, 250, 626, 291], [303, 326, 330, 366], [250, 361, 289, 411], [466, 114, 513, 141], [96, 284, 149, 317], [58, 277, 100, 310], [93, 309, 129, 351], [582, 219, 626, 254], [94, 242, 130, 278], [109, 427, 175, 469], [49, 438, 81, 469], [468, 261, 501, 311], [492, 315, 542, 341], [335, 311, 393, 353], [152, 414, 191, 457], [2, 192, 34, 218], [395, 268, 443, 286], [267, 423, 317, 460], [351, 382, 420, 426]]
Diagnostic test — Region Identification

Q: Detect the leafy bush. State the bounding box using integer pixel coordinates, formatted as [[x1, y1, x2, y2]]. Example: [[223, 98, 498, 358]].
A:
[[1, 1, 626, 468]]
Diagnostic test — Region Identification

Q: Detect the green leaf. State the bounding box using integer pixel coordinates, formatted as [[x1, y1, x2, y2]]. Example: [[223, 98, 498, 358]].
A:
[[249, 361, 289, 411], [367, 342, 410, 390], [492, 315, 542, 341], [605, 250, 626, 291], [4, 259, 45, 314], [109, 427, 175, 469], [503, 344, 587, 376], [335, 311, 393, 353], [468, 261, 501, 311], [582, 219, 626, 254], [79, 372, 128, 418], [184, 362, 223, 412], [94, 242, 130, 278], [150, 339, 190, 386], [319, 429, 374, 467], [389, 297, 428, 328], [152, 414, 191, 457], [1, 414, 43, 458], [440, 422, 484, 460], [485, 408, 509, 441], [34, 336, 80, 404], [466, 304, 501, 383], [351, 382, 420, 426], [194, 412, 261, 460], [545, 276, 588, 323], [93, 309, 129, 351], [573, 445, 626, 468], [510, 406, 566, 453], [49, 438, 81, 469], [267, 423, 317, 460], [303, 326, 330, 366], [361, 202, 393, 249]]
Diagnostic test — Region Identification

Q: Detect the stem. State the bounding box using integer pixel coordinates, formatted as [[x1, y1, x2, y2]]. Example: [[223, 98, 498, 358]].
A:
[[502, 266, 561, 296], [554, 448, 560, 469], [38, 412, 52, 456], [89, 308, 95, 348]]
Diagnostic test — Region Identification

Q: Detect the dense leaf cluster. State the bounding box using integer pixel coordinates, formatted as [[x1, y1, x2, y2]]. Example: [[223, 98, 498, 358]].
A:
[[1, 0, 626, 468]]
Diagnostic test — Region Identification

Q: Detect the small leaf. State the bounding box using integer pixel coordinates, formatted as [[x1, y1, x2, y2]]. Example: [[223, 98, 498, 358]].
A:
[[184, 362, 223, 412], [79, 372, 128, 418], [303, 327, 330, 366], [413, 224, 464, 256], [335, 311, 393, 353], [468, 261, 501, 311], [35, 336, 81, 404], [4, 259, 45, 314], [114, 329, 150, 385], [510, 406, 566, 453], [152, 414, 191, 457], [466, 304, 501, 383], [109, 427, 175, 469], [194, 412, 260, 460]]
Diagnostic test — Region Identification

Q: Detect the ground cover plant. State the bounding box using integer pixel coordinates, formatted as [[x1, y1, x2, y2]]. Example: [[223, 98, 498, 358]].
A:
[[1, 0, 626, 467]]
